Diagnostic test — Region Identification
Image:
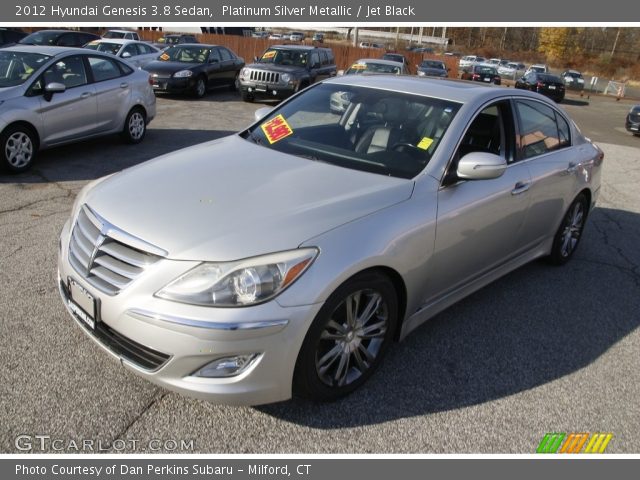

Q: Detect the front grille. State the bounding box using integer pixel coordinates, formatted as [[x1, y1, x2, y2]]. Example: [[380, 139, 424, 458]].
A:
[[60, 281, 170, 371], [68, 205, 161, 295], [249, 69, 280, 84]]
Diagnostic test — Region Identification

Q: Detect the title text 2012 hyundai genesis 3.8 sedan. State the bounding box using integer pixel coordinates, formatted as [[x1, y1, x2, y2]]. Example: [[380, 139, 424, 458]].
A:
[[58, 76, 603, 405]]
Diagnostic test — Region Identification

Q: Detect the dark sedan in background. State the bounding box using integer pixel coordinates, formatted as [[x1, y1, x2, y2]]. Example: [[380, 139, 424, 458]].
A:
[[626, 105, 640, 135], [460, 64, 501, 85], [144, 44, 244, 98], [416, 59, 448, 78], [515, 72, 566, 102], [18, 30, 100, 48]]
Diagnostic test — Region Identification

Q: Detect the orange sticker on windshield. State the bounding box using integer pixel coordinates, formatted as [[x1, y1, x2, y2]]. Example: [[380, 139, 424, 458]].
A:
[[262, 50, 276, 59], [159, 53, 170, 61], [261, 114, 294, 144], [417, 137, 434, 150]]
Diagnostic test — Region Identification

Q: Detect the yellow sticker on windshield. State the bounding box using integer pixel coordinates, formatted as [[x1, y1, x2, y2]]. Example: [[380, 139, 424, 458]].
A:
[[417, 137, 434, 150], [261, 114, 294, 144], [262, 50, 277, 59], [351, 63, 367, 69], [159, 53, 170, 61]]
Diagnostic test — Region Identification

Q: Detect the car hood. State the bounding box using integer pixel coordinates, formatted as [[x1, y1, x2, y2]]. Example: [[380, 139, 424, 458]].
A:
[[0, 84, 24, 101], [144, 61, 199, 74], [83, 135, 414, 261], [245, 63, 305, 74]]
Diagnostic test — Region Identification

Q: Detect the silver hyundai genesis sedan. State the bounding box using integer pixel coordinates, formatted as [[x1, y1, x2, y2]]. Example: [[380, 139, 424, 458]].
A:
[[58, 76, 603, 405]]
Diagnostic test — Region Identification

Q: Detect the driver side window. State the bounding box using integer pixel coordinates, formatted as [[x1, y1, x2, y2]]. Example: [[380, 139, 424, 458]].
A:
[[444, 100, 512, 185]]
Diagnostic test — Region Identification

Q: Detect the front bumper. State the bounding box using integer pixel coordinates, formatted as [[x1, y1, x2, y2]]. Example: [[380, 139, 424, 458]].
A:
[[625, 117, 640, 133], [150, 76, 195, 95], [57, 219, 323, 406], [239, 82, 297, 99]]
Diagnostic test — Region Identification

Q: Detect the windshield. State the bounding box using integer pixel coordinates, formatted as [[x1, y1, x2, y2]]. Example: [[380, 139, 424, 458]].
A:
[[346, 62, 401, 75], [476, 66, 497, 74], [19, 31, 61, 45], [84, 41, 120, 55], [0, 51, 50, 87], [103, 31, 126, 39], [243, 83, 461, 179], [420, 61, 445, 70], [258, 49, 308, 67], [159, 46, 210, 63]]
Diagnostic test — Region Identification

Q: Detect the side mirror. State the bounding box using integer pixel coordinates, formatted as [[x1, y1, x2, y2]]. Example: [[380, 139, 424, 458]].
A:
[[337, 69, 344, 76], [43, 82, 65, 101], [121, 51, 132, 58], [457, 152, 507, 180], [254, 56, 259, 62], [254, 106, 273, 122]]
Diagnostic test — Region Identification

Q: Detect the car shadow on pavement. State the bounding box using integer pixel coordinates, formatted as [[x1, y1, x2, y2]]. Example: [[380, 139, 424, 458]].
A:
[[257, 206, 640, 428], [0, 129, 236, 184], [561, 98, 590, 107]]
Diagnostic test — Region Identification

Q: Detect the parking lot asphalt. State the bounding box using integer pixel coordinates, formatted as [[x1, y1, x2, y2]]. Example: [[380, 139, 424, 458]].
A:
[[1, 90, 639, 453]]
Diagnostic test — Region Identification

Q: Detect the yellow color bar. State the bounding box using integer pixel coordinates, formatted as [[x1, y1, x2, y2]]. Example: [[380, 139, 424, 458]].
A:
[[598, 434, 613, 453]]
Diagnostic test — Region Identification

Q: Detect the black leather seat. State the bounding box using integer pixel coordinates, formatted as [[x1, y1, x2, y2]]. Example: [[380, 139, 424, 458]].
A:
[[355, 98, 409, 153]]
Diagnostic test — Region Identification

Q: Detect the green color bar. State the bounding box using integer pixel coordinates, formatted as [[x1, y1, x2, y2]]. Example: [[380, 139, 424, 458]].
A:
[[537, 433, 566, 453]]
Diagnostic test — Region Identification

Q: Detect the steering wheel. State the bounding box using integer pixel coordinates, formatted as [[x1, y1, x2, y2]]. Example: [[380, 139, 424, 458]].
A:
[[391, 143, 425, 155]]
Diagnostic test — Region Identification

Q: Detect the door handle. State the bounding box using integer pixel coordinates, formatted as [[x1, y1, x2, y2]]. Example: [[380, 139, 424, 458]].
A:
[[566, 161, 578, 173], [511, 181, 531, 195], [120, 82, 129, 88], [80, 92, 92, 98]]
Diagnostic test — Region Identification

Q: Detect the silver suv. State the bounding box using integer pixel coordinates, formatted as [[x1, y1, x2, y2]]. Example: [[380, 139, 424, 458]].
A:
[[0, 45, 156, 173]]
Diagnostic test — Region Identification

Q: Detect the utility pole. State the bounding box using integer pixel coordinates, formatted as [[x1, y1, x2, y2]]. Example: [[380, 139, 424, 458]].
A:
[[353, 27, 359, 47], [610, 27, 620, 58]]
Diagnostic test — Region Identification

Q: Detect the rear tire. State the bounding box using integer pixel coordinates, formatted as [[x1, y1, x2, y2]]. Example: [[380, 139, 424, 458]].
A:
[[0, 124, 37, 174], [121, 107, 146, 144], [548, 193, 588, 265], [293, 272, 398, 402]]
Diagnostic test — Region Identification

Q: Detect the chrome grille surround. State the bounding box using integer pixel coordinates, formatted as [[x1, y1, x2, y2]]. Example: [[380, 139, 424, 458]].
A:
[[68, 205, 166, 295], [248, 69, 281, 84]]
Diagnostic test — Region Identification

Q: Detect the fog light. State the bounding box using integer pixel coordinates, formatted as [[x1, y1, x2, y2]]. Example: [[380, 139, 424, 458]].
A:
[[248, 87, 253, 92], [272, 90, 277, 96], [194, 353, 260, 378]]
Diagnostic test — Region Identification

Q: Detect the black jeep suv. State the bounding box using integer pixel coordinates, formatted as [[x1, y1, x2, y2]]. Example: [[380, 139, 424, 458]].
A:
[[239, 45, 336, 102]]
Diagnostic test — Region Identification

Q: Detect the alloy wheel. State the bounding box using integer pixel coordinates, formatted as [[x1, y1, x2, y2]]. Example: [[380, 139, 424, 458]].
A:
[[5, 132, 33, 168]]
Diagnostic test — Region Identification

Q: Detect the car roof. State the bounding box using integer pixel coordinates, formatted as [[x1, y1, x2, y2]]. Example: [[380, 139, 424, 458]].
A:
[[1, 44, 82, 56], [165, 43, 217, 48], [93, 38, 143, 45], [270, 44, 327, 51], [352, 58, 404, 66], [326, 75, 523, 104], [106, 29, 137, 34]]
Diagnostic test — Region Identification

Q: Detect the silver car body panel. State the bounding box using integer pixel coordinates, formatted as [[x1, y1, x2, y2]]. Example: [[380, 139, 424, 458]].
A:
[[58, 76, 602, 405]]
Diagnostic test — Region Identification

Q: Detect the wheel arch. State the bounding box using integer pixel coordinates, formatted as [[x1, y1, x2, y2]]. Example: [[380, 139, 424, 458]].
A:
[[2, 121, 40, 150]]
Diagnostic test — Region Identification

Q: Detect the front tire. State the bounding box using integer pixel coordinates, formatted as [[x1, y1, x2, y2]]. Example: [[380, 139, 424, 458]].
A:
[[548, 193, 588, 265], [0, 124, 37, 174], [193, 76, 206, 98], [121, 108, 146, 144], [293, 272, 398, 402]]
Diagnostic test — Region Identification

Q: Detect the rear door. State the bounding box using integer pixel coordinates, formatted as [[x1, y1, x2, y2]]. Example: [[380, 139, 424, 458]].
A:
[[426, 100, 533, 303], [86, 55, 131, 133], [512, 98, 582, 249]]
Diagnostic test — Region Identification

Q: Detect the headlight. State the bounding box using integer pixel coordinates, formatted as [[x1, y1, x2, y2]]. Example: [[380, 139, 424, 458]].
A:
[[156, 248, 318, 307], [240, 68, 248, 79], [417, 71, 425, 76], [173, 70, 193, 78], [280, 73, 291, 83]]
